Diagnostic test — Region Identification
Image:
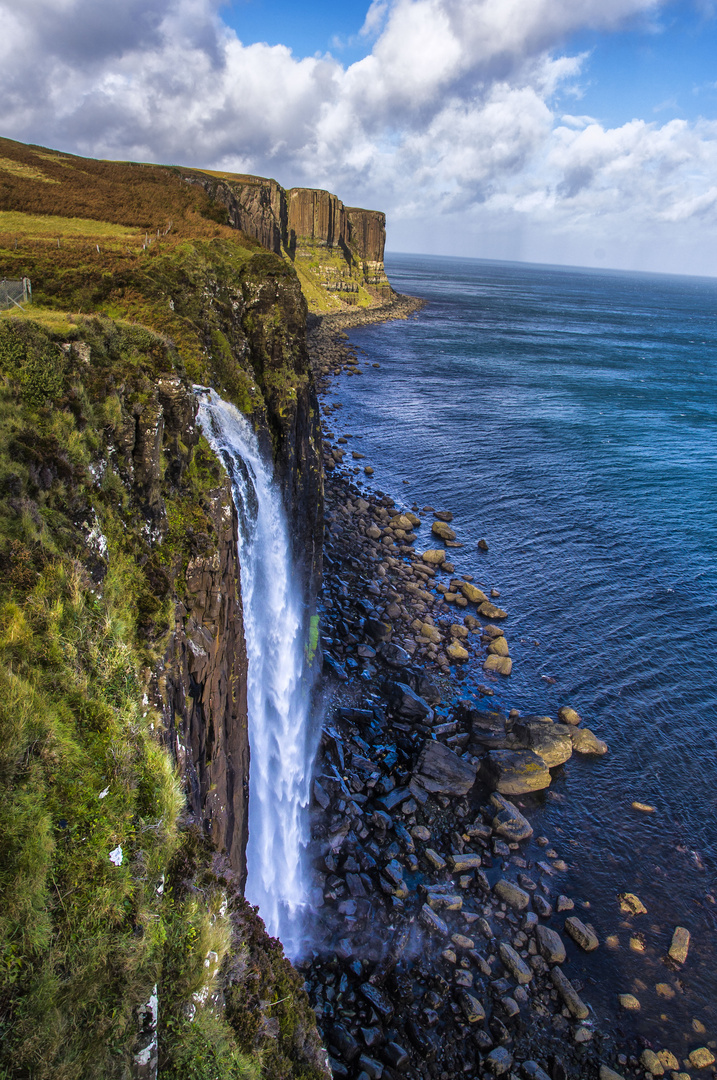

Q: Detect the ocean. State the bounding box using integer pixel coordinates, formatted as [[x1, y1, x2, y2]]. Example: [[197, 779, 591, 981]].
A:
[[331, 253, 717, 1048]]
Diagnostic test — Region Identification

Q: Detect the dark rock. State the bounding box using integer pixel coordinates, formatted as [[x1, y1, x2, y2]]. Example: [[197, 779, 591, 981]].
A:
[[380, 643, 411, 668], [413, 741, 477, 796], [331, 1023, 361, 1061], [328, 1058, 350, 1079], [383, 1043, 410, 1071], [511, 720, 573, 768], [385, 681, 434, 721], [490, 793, 533, 842], [360, 983, 395, 1021], [365, 618, 393, 642], [358, 1054, 384, 1079]]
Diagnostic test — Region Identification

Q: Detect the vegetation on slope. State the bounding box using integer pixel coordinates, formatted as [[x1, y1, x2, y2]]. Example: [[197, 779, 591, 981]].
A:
[[0, 140, 326, 1080]]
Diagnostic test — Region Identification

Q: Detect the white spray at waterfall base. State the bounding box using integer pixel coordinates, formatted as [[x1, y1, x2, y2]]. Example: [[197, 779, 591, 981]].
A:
[[197, 389, 317, 958]]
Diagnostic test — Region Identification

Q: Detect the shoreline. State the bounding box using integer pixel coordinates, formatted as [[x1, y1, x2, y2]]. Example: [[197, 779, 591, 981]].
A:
[[297, 311, 668, 1080]]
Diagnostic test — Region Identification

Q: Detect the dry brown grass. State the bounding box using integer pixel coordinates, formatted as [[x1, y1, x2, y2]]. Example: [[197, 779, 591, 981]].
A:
[[0, 137, 254, 240]]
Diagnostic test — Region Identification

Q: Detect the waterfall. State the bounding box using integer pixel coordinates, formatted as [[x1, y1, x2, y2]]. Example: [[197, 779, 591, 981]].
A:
[[196, 389, 315, 957]]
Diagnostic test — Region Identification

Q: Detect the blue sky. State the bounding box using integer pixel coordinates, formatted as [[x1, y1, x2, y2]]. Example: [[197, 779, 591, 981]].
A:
[[221, 0, 717, 129], [3, 0, 717, 275]]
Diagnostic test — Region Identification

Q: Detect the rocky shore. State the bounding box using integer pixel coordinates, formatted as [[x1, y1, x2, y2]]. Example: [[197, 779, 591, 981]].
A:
[[296, 299, 711, 1080]]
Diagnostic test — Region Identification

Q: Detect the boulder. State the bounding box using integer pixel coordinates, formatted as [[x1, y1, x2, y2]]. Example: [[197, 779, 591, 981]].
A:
[[385, 681, 434, 721], [484, 750, 551, 794], [565, 916, 599, 951], [640, 1051, 664, 1076], [449, 623, 469, 639], [459, 991, 486, 1023], [365, 618, 392, 642], [432, 520, 456, 541], [414, 740, 477, 796], [421, 549, 446, 565], [689, 1049, 715, 1070], [512, 720, 573, 768], [499, 942, 532, 984], [478, 601, 507, 619], [494, 879, 530, 911], [483, 655, 512, 676], [460, 582, 489, 604], [536, 924, 566, 964], [557, 706, 582, 726], [420, 622, 442, 644], [668, 926, 690, 964], [487, 636, 510, 657], [570, 727, 608, 755], [447, 641, 469, 662], [379, 642, 411, 668], [490, 793, 533, 842], [550, 967, 589, 1019]]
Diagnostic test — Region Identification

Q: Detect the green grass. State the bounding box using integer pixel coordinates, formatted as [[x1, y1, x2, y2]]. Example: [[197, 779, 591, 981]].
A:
[[0, 211, 139, 238]]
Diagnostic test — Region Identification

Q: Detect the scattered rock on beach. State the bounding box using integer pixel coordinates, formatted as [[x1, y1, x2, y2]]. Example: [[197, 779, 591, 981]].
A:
[[668, 926, 690, 964], [485, 749, 551, 794]]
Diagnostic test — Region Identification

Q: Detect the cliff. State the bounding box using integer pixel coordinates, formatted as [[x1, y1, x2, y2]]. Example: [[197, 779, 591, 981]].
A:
[[0, 136, 328, 1079], [185, 169, 393, 312]]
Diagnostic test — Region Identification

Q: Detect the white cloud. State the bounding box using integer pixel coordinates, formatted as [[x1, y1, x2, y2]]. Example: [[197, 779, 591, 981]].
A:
[[1, 0, 717, 272]]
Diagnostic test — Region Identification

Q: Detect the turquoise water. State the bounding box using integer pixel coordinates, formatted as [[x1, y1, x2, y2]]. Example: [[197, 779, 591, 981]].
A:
[[333, 254, 717, 1047]]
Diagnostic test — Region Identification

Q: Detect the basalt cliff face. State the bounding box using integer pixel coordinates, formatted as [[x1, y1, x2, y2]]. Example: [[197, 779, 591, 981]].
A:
[[185, 169, 393, 311], [0, 136, 329, 1079]]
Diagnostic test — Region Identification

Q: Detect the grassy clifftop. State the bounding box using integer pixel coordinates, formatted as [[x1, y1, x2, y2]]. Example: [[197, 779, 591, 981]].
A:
[[0, 139, 327, 1079]]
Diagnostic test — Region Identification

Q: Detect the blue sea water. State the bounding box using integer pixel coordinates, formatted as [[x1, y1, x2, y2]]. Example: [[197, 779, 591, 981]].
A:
[[332, 254, 717, 1047]]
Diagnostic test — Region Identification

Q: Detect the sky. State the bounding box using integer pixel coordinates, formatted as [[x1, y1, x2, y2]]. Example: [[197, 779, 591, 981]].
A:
[[2, 0, 717, 275]]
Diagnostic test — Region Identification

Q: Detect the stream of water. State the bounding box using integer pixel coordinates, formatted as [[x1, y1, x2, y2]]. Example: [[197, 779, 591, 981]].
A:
[[197, 389, 314, 957]]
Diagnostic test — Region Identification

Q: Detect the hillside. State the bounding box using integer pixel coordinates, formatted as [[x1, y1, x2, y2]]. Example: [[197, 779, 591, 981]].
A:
[[0, 137, 332, 1080]]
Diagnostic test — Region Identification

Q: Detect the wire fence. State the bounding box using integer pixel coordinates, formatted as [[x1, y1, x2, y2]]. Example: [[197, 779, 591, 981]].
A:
[[0, 278, 32, 310]]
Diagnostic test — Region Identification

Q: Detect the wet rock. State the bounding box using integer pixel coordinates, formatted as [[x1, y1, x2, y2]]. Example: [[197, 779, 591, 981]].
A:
[[331, 1023, 361, 1061], [491, 793, 534, 842], [483, 655, 512, 676], [668, 926, 690, 964], [478, 538, 489, 551], [432, 521, 456, 541], [599, 1067, 626, 1080], [494, 879, 530, 912], [411, 825, 431, 841], [565, 916, 599, 951], [536, 925, 566, 964], [618, 993, 640, 1010], [460, 991, 486, 1023], [447, 641, 470, 662], [385, 681, 434, 721], [532, 894, 552, 918], [641, 1050, 665, 1076], [499, 942, 532, 984], [523, 1062, 552, 1080], [556, 895, 574, 912], [434, 510, 453, 522], [619, 892, 647, 915], [550, 967, 589, 1019], [420, 903, 449, 936], [358, 1053, 384, 1078], [485, 750, 551, 795], [485, 1046, 513, 1075], [478, 601, 507, 619], [380, 643, 411, 668], [570, 727, 608, 755], [557, 706, 582, 726], [460, 582, 489, 604], [511, 720, 573, 768], [424, 848, 447, 871], [383, 1043, 410, 1071], [689, 1049, 715, 1069], [421, 549, 446, 565], [365, 618, 393, 642], [414, 740, 477, 796], [360, 983, 394, 1021], [487, 637, 510, 657]]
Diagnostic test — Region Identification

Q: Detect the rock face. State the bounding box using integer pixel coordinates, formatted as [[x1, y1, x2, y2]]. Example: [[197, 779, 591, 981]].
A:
[[184, 170, 392, 306]]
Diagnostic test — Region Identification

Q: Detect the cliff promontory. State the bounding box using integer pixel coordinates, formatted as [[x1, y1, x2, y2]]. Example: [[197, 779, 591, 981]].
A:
[[185, 169, 393, 311]]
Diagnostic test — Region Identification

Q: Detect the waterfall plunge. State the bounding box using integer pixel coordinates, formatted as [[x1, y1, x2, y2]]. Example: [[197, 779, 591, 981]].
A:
[[197, 389, 316, 957]]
